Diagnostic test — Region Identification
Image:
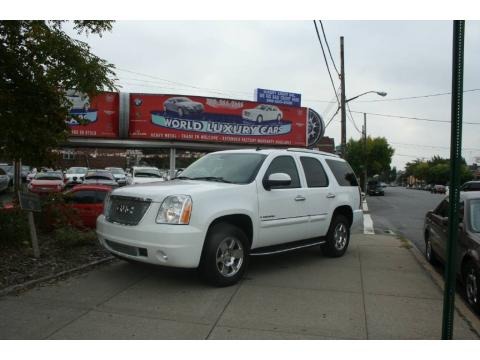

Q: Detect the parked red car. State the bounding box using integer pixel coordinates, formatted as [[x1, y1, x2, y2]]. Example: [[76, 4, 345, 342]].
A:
[[64, 184, 112, 229], [28, 171, 65, 194]]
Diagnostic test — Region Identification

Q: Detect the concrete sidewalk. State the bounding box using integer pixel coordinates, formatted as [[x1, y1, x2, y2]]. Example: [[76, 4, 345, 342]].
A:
[[1, 233, 479, 339]]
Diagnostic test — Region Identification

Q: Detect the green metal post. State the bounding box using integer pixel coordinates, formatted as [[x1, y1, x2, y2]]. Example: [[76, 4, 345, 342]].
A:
[[441, 20, 465, 340]]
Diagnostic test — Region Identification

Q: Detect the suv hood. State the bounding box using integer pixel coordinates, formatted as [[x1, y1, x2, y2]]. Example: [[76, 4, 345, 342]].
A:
[[111, 179, 239, 202]]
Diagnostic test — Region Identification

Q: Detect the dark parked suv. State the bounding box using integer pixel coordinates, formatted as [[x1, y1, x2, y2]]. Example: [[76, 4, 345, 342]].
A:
[[424, 192, 480, 312], [367, 180, 384, 196]]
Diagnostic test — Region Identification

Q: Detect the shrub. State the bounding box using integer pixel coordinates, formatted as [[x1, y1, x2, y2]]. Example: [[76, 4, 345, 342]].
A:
[[52, 226, 97, 249], [0, 205, 30, 249]]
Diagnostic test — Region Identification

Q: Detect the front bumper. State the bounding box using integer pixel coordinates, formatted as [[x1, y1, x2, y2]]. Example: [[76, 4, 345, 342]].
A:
[[96, 215, 205, 268], [351, 209, 364, 234]]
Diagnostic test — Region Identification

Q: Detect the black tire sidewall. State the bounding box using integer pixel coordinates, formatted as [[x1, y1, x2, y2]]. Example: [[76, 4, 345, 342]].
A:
[[322, 214, 350, 257], [464, 261, 480, 313], [200, 223, 249, 287]]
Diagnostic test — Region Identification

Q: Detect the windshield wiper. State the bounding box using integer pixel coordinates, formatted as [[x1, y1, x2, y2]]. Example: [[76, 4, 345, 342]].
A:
[[176, 176, 192, 180], [190, 176, 233, 183]]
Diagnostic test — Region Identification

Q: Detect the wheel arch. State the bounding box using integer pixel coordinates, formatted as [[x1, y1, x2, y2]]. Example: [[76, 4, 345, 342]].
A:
[[461, 251, 480, 280], [331, 205, 353, 227], [201, 214, 254, 259]]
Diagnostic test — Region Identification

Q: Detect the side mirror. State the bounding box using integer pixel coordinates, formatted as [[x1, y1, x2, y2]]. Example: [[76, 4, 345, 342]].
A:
[[263, 173, 291, 191]]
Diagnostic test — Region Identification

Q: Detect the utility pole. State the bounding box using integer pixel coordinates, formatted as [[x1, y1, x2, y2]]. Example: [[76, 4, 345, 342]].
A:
[[340, 36, 346, 158], [363, 113, 367, 194]]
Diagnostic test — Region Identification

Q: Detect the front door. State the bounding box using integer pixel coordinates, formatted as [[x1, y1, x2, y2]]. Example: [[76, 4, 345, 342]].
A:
[[256, 155, 310, 247]]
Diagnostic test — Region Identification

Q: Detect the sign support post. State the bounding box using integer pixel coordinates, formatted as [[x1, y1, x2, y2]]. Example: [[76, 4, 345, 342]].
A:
[[18, 191, 42, 259], [441, 20, 465, 340]]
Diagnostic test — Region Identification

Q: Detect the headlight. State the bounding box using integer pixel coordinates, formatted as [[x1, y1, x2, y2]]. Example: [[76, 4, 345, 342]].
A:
[[156, 195, 192, 225]]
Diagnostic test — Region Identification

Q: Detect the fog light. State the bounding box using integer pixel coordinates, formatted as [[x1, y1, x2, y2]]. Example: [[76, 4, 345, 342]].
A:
[[156, 250, 168, 262]]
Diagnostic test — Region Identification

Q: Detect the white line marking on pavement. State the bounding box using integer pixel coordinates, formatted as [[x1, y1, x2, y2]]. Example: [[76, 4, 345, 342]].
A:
[[362, 200, 369, 212], [362, 198, 375, 234], [363, 213, 375, 234]]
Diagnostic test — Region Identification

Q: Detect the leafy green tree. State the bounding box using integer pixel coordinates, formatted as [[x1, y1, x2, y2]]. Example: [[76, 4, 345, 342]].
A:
[[0, 20, 116, 178], [345, 136, 395, 189]]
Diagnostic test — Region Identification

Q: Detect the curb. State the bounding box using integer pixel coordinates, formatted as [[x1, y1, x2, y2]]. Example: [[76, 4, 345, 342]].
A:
[[405, 237, 480, 338], [0, 256, 115, 297]]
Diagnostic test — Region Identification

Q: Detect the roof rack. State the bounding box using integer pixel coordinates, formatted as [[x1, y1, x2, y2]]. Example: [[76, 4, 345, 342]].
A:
[[286, 148, 340, 158]]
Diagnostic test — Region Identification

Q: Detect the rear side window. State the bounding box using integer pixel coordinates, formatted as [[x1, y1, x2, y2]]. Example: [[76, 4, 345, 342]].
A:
[[96, 190, 109, 203], [300, 157, 329, 188], [67, 190, 97, 204], [264, 156, 300, 189], [325, 159, 358, 186]]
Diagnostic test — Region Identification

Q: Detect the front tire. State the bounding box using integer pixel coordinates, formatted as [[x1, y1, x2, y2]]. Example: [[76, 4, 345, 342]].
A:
[[464, 261, 480, 314], [256, 115, 263, 123], [178, 108, 184, 117], [200, 223, 249, 287], [321, 214, 350, 257]]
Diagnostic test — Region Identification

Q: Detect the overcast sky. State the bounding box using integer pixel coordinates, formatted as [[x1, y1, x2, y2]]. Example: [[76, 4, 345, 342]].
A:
[[66, 21, 480, 170]]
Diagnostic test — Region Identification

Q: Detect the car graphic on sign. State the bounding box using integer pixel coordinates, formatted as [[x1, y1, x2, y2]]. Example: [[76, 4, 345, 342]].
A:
[[163, 97, 204, 117], [65, 90, 97, 125], [242, 104, 283, 123]]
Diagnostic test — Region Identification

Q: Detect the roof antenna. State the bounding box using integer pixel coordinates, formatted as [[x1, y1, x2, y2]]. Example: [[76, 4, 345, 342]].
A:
[[256, 146, 262, 151]]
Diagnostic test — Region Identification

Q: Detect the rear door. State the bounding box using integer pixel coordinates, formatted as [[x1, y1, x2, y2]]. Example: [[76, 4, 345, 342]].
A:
[[256, 155, 310, 247], [298, 155, 333, 238]]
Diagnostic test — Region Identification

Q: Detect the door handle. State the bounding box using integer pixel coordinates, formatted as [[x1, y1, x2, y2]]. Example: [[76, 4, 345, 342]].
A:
[[294, 195, 306, 201], [326, 193, 336, 198]]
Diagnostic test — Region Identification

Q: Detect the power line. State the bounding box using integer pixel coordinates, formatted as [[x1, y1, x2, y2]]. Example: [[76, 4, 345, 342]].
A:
[[319, 21, 339, 75], [324, 106, 340, 129], [312, 20, 340, 106], [117, 68, 251, 97], [346, 102, 362, 134], [391, 142, 480, 151], [358, 88, 480, 102], [349, 110, 480, 125]]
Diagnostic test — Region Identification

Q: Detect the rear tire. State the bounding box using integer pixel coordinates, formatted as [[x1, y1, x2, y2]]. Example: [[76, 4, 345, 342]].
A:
[[321, 214, 350, 257], [464, 261, 480, 314], [200, 223, 249, 287]]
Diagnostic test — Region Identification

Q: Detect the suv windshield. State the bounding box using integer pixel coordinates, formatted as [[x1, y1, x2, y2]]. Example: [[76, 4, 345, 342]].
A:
[[67, 167, 87, 174], [35, 172, 62, 180], [179, 153, 267, 184], [135, 170, 161, 178], [470, 199, 480, 233], [108, 168, 125, 175]]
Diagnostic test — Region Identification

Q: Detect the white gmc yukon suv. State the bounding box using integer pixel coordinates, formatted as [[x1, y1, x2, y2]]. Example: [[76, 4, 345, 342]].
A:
[[97, 148, 363, 286]]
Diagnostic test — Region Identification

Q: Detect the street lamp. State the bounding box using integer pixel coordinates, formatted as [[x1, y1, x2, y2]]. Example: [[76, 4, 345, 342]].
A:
[[346, 90, 387, 103]]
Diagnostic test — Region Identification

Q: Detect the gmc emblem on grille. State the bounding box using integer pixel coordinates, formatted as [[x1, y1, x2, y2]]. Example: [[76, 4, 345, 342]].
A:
[[115, 204, 135, 215]]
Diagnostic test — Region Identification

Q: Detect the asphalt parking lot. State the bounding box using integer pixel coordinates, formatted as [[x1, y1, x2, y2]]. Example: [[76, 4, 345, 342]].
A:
[[1, 233, 479, 340]]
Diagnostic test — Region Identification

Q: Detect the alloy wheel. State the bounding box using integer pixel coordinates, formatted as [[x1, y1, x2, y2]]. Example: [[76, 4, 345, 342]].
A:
[[466, 267, 478, 306], [216, 237, 244, 277], [334, 223, 348, 251]]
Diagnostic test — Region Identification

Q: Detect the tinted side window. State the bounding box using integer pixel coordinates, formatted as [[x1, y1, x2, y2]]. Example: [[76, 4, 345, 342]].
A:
[[264, 156, 300, 189], [96, 190, 108, 203], [435, 200, 449, 217], [300, 157, 329, 188], [325, 159, 358, 186], [0, 168, 5, 175]]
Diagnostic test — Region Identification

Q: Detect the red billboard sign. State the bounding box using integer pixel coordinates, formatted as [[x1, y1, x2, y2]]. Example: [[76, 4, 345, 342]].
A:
[[128, 94, 308, 146], [66, 92, 120, 138]]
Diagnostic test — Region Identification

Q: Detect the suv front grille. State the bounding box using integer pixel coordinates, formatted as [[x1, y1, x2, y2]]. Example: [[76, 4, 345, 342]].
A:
[[105, 195, 151, 226]]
